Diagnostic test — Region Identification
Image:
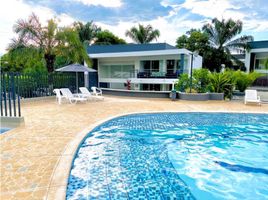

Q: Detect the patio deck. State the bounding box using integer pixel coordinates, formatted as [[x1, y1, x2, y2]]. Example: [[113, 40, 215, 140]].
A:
[[1, 96, 268, 200]]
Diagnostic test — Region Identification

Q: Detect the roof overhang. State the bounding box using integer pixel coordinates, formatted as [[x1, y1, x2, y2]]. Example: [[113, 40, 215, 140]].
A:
[[88, 49, 192, 58]]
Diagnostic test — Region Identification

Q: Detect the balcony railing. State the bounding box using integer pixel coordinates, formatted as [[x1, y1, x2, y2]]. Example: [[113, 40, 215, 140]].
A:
[[100, 70, 184, 79], [137, 70, 180, 79]]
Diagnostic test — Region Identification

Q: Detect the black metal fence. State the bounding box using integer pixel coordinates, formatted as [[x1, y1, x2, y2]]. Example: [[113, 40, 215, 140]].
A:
[[1, 72, 21, 117], [17, 73, 84, 98], [1, 72, 84, 117]]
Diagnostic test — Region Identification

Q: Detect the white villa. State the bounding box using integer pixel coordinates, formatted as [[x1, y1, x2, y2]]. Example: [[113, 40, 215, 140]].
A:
[[245, 40, 268, 74], [87, 43, 202, 91]]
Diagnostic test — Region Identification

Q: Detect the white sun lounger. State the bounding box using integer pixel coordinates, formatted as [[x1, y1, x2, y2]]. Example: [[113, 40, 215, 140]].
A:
[[91, 86, 102, 96], [60, 88, 87, 104], [244, 89, 261, 105], [79, 87, 104, 101], [53, 88, 67, 104]]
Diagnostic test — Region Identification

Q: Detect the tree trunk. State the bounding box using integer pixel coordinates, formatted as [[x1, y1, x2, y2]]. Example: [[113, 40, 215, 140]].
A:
[[44, 54, 56, 95], [44, 54, 56, 73]]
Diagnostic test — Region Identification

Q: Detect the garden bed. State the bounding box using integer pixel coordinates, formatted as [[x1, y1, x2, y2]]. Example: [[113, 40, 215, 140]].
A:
[[178, 92, 224, 101]]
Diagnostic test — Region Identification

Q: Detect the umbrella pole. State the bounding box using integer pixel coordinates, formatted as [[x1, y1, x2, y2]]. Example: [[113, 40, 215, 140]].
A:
[[76, 72, 78, 93]]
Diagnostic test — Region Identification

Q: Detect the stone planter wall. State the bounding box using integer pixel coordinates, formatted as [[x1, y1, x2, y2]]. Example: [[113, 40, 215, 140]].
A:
[[178, 92, 224, 101], [209, 93, 224, 100]]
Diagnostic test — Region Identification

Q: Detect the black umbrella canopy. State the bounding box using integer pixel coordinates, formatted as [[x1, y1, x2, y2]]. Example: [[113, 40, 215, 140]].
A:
[[55, 63, 97, 72], [55, 63, 97, 92]]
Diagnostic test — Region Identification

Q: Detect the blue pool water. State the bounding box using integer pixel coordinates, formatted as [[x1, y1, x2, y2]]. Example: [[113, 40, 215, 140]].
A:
[[66, 113, 268, 200], [0, 127, 10, 134]]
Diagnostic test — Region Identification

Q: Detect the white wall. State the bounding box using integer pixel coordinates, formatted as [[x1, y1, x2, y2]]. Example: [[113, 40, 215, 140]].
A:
[[97, 52, 203, 90]]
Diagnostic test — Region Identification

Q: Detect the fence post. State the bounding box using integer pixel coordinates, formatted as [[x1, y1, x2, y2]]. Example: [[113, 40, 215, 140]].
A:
[[7, 74, 12, 116], [16, 73, 21, 117], [0, 72, 3, 116], [11, 73, 16, 117]]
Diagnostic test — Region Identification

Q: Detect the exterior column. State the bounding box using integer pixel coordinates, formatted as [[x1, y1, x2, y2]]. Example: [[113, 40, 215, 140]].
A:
[[245, 52, 250, 73], [134, 59, 139, 78], [162, 60, 167, 73], [180, 54, 185, 74]]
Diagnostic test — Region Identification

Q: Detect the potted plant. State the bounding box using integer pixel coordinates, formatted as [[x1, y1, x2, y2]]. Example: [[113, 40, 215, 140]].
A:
[[170, 89, 177, 101]]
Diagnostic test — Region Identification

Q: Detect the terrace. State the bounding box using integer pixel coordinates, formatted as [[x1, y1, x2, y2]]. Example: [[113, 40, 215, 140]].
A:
[[1, 96, 268, 200]]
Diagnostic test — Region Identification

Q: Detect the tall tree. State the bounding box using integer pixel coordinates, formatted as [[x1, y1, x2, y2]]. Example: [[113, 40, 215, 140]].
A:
[[95, 30, 126, 45], [8, 13, 90, 73], [73, 21, 101, 45], [125, 24, 160, 44], [176, 30, 209, 56], [56, 27, 91, 65], [202, 18, 253, 56], [0, 46, 46, 73]]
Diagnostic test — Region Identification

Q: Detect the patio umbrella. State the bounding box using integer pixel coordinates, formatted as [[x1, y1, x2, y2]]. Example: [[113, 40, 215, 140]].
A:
[[56, 63, 97, 92]]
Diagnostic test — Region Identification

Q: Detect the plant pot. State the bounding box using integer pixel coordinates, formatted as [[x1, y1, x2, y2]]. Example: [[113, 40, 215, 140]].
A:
[[170, 91, 177, 101]]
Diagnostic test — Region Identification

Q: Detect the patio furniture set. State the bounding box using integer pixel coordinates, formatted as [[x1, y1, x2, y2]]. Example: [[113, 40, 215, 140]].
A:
[[53, 87, 104, 104]]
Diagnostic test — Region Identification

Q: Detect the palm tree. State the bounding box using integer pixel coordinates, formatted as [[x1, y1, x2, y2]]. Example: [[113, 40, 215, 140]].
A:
[[73, 21, 101, 45], [9, 13, 90, 73], [202, 18, 253, 56], [125, 24, 160, 44]]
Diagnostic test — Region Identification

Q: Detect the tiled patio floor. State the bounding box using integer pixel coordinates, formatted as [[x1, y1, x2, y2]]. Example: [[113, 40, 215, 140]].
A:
[[1, 96, 267, 200]]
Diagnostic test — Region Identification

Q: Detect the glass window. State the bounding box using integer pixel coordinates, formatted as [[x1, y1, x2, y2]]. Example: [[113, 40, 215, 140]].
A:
[[110, 65, 121, 78], [167, 60, 175, 73], [99, 65, 110, 78], [152, 61, 159, 72], [142, 84, 160, 91], [122, 65, 135, 78], [141, 61, 151, 72], [255, 58, 268, 70], [141, 60, 160, 72]]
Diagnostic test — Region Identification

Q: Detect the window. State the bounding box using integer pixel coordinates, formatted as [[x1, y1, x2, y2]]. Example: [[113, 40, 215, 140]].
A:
[[152, 61, 160, 72], [255, 58, 268, 70], [142, 84, 161, 91], [141, 60, 160, 72], [166, 60, 179, 74], [99, 64, 134, 78]]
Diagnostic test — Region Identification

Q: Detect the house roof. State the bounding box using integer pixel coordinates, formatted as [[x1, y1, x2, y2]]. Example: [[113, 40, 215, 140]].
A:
[[248, 40, 268, 49], [87, 43, 177, 54]]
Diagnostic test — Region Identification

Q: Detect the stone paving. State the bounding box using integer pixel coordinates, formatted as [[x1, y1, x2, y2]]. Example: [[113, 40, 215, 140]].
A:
[[1, 96, 268, 200]]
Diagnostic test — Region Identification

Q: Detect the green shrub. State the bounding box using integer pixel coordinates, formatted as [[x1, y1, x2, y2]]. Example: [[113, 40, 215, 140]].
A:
[[175, 74, 190, 92], [233, 70, 261, 92], [209, 72, 234, 98], [185, 88, 198, 93], [192, 68, 210, 93]]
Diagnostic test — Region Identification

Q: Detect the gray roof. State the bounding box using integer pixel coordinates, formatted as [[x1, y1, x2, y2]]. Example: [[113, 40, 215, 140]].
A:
[[248, 40, 268, 49], [56, 63, 97, 72], [87, 43, 177, 54]]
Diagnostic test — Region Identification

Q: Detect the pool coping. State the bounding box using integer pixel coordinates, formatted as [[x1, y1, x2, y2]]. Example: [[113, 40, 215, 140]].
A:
[[45, 110, 268, 200]]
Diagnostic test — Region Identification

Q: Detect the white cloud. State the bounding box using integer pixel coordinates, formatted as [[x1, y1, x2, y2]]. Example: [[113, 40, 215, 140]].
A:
[[0, 0, 77, 55], [160, 0, 268, 37], [96, 16, 201, 46], [74, 0, 122, 8], [244, 19, 268, 32], [180, 0, 241, 19]]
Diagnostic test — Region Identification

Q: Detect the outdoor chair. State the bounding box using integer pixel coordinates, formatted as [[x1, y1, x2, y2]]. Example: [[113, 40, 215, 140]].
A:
[[60, 88, 87, 104], [91, 87, 102, 96], [53, 89, 67, 104], [79, 87, 104, 101], [244, 89, 261, 105]]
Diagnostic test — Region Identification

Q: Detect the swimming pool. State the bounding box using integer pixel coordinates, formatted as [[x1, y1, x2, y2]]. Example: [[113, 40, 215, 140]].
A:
[[66, 112, 268, 200], [0, 127, 11, 134]]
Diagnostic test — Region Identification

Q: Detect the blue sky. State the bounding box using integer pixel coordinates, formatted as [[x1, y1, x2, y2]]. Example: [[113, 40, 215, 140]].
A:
[[1, 0, 268, 54]]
